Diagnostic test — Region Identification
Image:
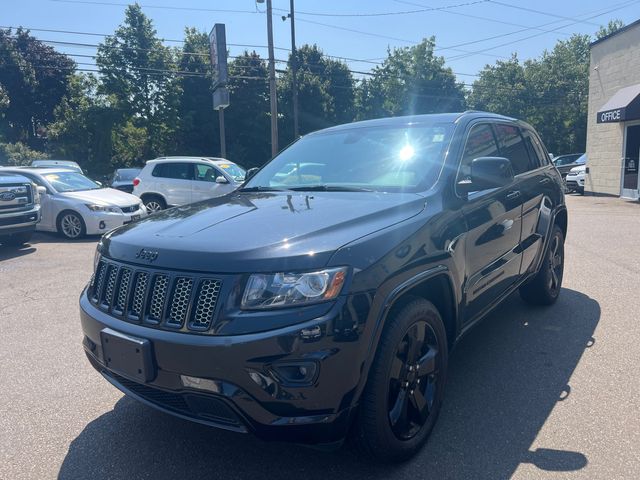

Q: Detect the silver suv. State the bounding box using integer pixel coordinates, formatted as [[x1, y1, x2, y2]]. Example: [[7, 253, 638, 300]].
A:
[[133, 157, 246, 212], [0, 173, 42, 246]]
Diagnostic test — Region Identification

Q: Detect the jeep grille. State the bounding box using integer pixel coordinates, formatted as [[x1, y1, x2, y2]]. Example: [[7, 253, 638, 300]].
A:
[[89, 259, 222, 333]]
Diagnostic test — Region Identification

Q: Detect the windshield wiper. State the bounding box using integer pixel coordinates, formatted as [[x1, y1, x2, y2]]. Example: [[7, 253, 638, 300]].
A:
[[239, 186, 291, 192], [288, 185, 374, 192]]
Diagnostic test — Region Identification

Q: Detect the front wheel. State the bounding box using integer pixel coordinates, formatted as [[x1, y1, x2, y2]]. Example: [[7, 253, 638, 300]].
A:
[[520, 224, 564, 305], [57, 211, 86, 239], [353, 298, 448, 462]]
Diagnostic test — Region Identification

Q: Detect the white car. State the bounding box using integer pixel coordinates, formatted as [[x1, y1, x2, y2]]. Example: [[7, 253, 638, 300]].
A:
[[565, 164, 586, 194], [0, 167, 147, 239], [133, 157, 246, 212]]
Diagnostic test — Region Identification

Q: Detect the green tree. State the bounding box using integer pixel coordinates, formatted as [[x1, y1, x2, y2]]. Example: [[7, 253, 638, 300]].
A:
[[466, 55, 530, 119], [96, 4, 180, 158], [174, 28, 218, 156], [225, 51, 270, 167], [357, 38, 466, 120], [0, 28, 75, 148], [524, 34, 590, 153], [596, 20, 625, 40], [279, 44, 356, 144], [48, 74, 118, 174], [469, 35, 590, 154]]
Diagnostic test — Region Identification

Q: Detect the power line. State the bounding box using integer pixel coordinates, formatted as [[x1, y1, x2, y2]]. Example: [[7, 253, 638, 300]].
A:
[[272, 0, 490, 18], [446, 0, 640, 62], [49, 0, 259, 15], [486, 0, 601, 27], [393, 0, 574, 36]]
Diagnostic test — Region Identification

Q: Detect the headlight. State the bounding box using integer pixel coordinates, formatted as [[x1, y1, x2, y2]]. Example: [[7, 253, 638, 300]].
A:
[[86, 204, 121, 213], [241, 267, 348, 309]]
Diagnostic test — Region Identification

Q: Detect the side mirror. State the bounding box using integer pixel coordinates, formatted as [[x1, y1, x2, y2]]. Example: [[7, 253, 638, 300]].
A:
[[245, 167, 259, 181], [458, 157, 514, 194], [215, 175, 229, 184], [37, 186, 47, 196]]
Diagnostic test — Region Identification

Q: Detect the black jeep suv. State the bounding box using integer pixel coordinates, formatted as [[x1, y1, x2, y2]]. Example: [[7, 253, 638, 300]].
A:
[[80, 112, 567, 462]]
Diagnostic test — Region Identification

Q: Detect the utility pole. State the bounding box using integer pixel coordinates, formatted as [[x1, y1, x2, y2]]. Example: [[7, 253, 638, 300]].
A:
[[289, 0, 299, 139], [265, 0, 279, 156]]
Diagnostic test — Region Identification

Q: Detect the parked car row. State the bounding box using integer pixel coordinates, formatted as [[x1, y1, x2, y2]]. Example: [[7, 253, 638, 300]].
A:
[[0, 156, 246, 243]]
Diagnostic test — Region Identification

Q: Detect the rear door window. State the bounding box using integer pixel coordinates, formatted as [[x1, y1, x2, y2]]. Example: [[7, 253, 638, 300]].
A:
[[494, 124, 533, 175], [152, 163, 193, 180]]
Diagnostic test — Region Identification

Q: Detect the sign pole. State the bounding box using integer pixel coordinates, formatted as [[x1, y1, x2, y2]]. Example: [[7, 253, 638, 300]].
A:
[[219, 108, 226, 158]]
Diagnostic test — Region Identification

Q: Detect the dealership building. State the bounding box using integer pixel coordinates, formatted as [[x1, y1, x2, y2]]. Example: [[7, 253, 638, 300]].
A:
[[585, 19, 640, 199]]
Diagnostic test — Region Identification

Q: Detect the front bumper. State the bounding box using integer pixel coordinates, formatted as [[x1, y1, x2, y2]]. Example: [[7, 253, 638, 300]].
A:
[[79, 290, 371, 444], [0, 205, 40, 235], [84, 207, 147, 235]]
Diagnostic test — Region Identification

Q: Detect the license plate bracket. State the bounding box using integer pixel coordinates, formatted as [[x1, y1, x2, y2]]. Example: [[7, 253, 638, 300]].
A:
[[100, 328, 155, 382], [130, 214, 141, 222]]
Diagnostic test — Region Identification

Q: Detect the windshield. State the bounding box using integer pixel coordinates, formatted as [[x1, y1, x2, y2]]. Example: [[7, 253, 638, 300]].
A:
[[115, 169, 140, 181], [244, 123, 454, 193], [575, 154, 587, 165], [44, 172, 101, 192], [218, 163, 245, 180]]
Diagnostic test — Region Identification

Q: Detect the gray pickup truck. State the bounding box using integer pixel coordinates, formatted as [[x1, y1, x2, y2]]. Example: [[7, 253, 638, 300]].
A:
[[0, 173, 41, 246]]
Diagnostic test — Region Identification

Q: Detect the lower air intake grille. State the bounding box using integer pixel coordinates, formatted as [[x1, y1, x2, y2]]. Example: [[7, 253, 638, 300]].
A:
[[89, 259, 223, 334]]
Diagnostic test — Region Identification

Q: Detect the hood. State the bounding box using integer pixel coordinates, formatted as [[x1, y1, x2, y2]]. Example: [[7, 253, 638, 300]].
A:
[[568, 165, 586, 174], [60, 188, 141, 206], [102, 191, 426, 272]]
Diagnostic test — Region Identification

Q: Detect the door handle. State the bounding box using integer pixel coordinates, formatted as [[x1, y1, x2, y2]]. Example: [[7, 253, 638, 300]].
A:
[[539, 178, 551, 185], [506, 190, 521, 200]]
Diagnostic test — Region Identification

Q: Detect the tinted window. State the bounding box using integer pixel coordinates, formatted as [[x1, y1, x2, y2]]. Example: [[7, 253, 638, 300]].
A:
[[459, 123, 500, 181], [495, 124, 532, 175], [194, 164, 221, 182], [522, 130, 545, 169], [152, 163, 192, 180], [246, 123, 454, 192], [115, 168, 141, 181]]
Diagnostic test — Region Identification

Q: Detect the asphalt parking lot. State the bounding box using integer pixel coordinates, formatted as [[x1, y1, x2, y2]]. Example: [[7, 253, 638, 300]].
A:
[[1, 194, 639, 480]]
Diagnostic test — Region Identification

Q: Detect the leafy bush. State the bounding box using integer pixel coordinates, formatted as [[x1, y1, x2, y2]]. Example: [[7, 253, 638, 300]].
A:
[[0, 142, 49, 166]]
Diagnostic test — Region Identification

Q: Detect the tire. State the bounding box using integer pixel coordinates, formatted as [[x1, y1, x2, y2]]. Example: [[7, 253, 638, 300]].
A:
[[57, 211, 86, 239], [142, 195, 166, 213], [0, 231, 33, 247], [519, 224, 564, 305], [353, 298, 448, 463], [578, 187, 585, 195]]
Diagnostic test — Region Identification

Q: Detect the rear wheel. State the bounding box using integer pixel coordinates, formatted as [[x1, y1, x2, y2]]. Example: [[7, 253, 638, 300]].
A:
[[57, 211, 86, 239], [520, 224, 564, 305], [353, 299, 448, 462], [142, 195, 166, 213], [0, 231, 33, 247]]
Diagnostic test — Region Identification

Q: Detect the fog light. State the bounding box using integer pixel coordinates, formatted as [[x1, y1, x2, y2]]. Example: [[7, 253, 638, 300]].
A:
[[99, 221, 106, 229], [180, 375, 220, 393], [271, 361, 318, 386]]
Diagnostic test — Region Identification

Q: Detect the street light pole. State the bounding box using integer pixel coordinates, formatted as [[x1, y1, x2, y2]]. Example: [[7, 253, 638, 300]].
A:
[[265, 0, 279, 156], [289, 0, 299, 139]]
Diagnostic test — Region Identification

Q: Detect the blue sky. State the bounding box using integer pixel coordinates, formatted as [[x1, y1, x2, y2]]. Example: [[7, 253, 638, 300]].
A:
[[3, 0, 640, 85]]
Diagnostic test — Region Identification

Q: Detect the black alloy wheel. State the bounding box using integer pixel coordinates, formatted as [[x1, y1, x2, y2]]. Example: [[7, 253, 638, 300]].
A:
[[520, 224, 564, 305], [387, 321, 440, 440], [353, 298, 448, 462]]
